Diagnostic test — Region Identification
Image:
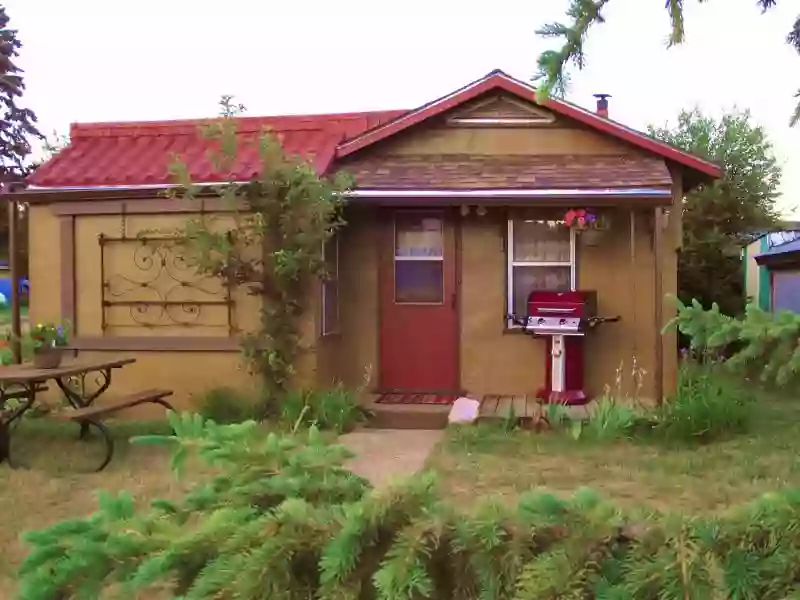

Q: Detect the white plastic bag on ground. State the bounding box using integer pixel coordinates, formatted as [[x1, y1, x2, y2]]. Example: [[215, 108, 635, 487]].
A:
[[448, 396, 481, 425]]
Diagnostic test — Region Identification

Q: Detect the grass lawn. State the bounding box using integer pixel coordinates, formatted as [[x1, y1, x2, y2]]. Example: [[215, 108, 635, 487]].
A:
[[426, 395, 800, 515], [4, 394, 800, 597], [0, 419, 201, 599], [0, 416, 332, 597], [0, 304, 28, 331]]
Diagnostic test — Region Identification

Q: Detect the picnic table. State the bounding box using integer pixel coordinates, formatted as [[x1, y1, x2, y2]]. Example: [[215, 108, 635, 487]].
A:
[[0, 357, 174, 471]]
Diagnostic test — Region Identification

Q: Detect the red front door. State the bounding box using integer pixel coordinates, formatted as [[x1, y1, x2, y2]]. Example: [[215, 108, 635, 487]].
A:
[[379, 210, 459, 392]]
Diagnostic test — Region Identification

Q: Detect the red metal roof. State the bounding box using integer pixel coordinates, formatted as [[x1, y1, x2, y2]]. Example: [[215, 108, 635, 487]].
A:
[[28, 111, 406, 188], [338, 70, 722, 180]]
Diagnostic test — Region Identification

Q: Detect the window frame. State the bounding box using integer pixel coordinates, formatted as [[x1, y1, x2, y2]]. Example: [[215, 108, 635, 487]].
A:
[[506, 216, 577, 328], [320, 234, 339, 336]]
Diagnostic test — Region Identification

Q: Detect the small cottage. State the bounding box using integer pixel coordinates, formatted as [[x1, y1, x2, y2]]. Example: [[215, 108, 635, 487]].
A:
[[751, 233, 800, 312], [744, 228, 800, 311], [20, 70, 721, 415]]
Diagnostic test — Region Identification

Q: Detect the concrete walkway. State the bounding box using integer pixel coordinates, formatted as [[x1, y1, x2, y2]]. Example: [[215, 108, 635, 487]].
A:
[[339, 429, 443, 488]]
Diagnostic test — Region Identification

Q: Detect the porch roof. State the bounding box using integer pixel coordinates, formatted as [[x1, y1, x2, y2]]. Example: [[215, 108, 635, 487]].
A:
[[343, 154, 672, 190]]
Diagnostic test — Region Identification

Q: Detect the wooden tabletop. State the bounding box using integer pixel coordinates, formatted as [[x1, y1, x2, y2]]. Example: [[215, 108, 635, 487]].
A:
[[0, 357, 136, 384]]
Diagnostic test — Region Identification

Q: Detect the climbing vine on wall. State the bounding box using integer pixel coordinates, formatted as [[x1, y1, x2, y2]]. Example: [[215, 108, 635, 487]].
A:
[[167, 105, 352, 415], [666, 296, 800, 387]]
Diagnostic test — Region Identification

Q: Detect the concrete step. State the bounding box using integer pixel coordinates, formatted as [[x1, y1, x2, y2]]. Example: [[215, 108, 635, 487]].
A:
[[362, 398, 451, 430]]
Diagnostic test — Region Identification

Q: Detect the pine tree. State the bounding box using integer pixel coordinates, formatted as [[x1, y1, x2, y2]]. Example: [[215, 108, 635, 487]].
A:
[[0, 5, 41, 183], [667, 296, 800, 387], [15, 411, 800, 599], [535, 0, 800, 125]]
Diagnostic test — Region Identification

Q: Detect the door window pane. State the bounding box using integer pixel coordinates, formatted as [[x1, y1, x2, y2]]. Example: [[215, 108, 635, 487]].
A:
[[395, 214, 443, 258], [395, 260, 444, 304]]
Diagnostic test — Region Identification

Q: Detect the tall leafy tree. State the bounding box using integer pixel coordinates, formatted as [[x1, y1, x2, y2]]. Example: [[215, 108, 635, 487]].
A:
[[0, 5, 41, 183], [649, 109, 780, 315], [535, 0, 800, 125]]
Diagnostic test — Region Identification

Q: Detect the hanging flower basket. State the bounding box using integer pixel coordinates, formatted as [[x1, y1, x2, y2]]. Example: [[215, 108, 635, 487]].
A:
[[579, 228, 605, 247], [564, 208, 611, 246]]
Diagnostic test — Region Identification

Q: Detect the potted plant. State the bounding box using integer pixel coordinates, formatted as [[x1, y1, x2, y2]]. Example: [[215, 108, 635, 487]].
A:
[[564, 208, 611, 246], [26, 322, 70, 369]]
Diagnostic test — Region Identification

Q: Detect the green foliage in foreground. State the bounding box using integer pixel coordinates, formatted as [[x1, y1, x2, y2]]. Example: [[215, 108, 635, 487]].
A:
[[281, 384, 369, 433], [668, 297, 800, 387], [16, 412, 800, 600], [195, 384, 368, 432], [558, 360, 755, 444]]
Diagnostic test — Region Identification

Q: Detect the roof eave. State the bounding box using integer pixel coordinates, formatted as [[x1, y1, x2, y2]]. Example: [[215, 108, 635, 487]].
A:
[[15, 184, 220, 204], [17, 183, 674, 206], [754, 252, 800, 268]]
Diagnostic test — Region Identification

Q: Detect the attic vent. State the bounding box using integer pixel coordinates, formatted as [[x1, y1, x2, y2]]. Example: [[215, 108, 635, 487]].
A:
[[447, 95, 556, 128]]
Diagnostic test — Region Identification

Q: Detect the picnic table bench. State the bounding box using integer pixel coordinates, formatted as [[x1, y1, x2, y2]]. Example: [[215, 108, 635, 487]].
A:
[[0, 357, 175, 472]]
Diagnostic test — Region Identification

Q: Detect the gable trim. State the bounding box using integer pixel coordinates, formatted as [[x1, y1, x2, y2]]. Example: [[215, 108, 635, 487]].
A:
[[445, 117, 550, 126], [445, 95, 556, 127], [336, 71, 722, 180]]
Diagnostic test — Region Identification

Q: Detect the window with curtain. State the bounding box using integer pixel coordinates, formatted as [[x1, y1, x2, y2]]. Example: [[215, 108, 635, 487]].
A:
[[507, 213, 575, 324]]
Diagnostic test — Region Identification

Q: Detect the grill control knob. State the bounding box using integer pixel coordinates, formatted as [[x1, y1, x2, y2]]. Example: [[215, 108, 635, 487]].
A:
[[559, 318, 566, 325], [537, 318, 545, 325]]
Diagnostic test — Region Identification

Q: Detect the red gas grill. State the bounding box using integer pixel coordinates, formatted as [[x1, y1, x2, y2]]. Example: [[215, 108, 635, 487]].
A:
[[508, 290, 619, 405]]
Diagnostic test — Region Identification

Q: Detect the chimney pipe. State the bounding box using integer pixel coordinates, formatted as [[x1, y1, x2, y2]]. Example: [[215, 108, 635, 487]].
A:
[[593, 93, 611, 118]]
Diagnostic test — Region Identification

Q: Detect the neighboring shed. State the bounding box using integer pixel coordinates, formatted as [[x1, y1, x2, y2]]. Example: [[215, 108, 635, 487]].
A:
[[754, 236, 800, 312], [744, 229, 800, 310]]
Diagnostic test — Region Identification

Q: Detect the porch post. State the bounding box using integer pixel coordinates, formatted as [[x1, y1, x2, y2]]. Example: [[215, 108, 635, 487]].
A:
[[629, 209, 637, 374], [7, 191, 21, 364], [653, 207, 664, 404]]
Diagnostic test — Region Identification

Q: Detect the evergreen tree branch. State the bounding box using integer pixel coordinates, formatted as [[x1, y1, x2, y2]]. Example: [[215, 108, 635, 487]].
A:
[[534, 0, 612, 99], [15, 417, 800, 599], [535, 0, 800, 126]]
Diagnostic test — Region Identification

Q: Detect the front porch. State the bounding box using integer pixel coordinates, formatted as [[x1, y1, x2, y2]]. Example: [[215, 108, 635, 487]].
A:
[[320, 203, 678, 406], [361, 393, 593, 430]]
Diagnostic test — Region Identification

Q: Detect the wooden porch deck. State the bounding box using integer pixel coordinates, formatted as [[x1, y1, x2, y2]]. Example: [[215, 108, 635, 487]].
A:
[[361, 393, 592, 429], [478, 394, 592, 423]]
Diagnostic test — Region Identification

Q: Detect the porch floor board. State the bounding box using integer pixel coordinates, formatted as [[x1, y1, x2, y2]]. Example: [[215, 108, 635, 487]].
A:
[[479, 394, 592, 423], [479, 394, 539, 420], [359, 393, 593, 430]]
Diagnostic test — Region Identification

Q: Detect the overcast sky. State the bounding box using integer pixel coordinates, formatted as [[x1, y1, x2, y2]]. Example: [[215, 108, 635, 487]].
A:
[[8, 0, 800, 216]]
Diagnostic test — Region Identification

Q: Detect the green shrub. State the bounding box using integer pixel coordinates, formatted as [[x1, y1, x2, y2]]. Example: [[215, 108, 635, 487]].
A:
[[16, 413, 800, 600], [655, 360, 754, 442], [195, 386, 259, 424], [568, 395, 640, 441], [281, 383, 367, 433]]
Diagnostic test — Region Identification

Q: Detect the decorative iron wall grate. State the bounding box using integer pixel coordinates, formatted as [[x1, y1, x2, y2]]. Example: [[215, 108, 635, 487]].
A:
[[99, 234, 235, 333]]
